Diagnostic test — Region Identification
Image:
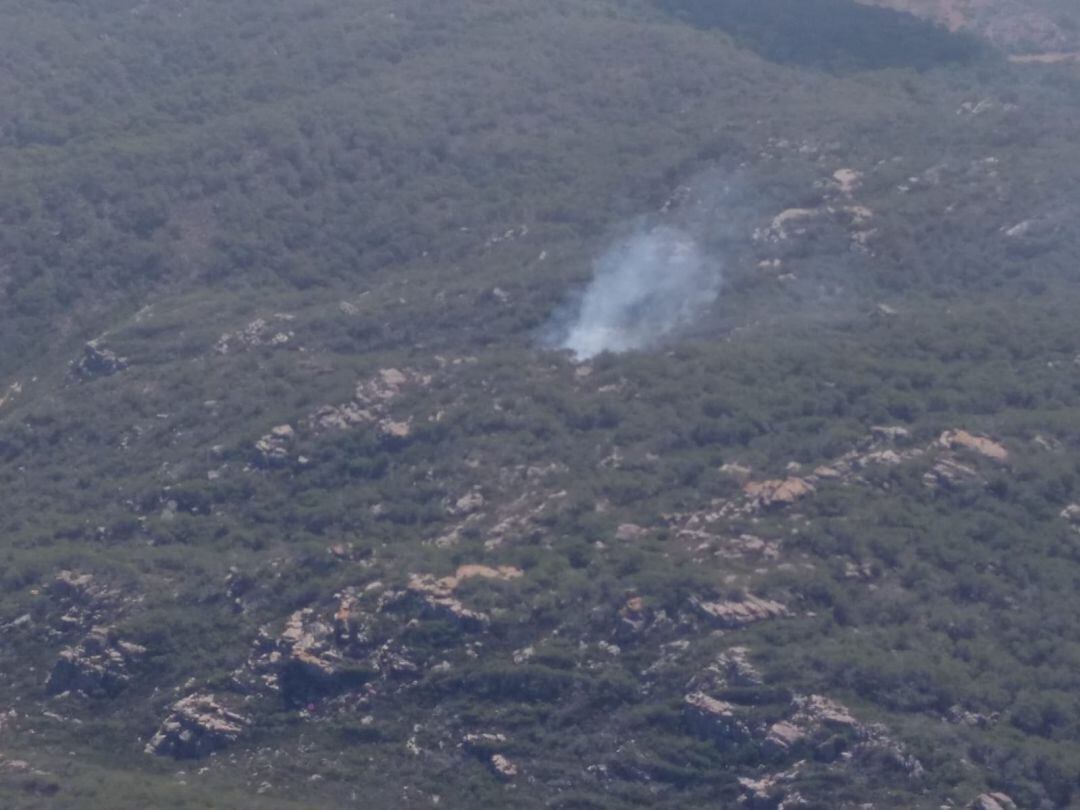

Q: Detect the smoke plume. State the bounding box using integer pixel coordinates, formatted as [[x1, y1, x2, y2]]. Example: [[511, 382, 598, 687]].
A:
[[549, 224, 721, 360]]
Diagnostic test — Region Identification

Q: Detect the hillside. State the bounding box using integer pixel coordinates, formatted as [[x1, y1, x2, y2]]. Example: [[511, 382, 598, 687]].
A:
[[856, 0, 1080, 57], [3, 1, 1080, 808]]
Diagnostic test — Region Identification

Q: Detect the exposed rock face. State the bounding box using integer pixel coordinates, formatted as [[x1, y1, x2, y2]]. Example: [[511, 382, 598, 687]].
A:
[[145, 694, 250, 758], [744, 478, 815, 511], [971, 793, 1017, 810], [792, 694, 859, 730], [937, 429, 1008, 462], [72, 340, 128, 380], [277, 608, 350, 702], [46, 626, 146, 697], [407, 565, 523, 628], [683, 692, 749, 744], [764, 721, 806, 754], [924, 456, 980, 490], [238, 594, 387, 706], [692, 594, 789, 628], [718, 646, 764, 687]]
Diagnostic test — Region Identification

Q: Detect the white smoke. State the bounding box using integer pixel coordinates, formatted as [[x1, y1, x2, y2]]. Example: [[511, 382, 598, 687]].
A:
[[551, 225, 721, 360]]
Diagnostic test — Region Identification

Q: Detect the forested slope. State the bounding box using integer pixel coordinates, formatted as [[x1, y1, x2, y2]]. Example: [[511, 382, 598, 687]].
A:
[[3, 1, 1080, 808]]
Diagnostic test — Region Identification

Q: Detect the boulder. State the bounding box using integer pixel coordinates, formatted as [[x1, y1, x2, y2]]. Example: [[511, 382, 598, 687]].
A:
[[971, 793, 1017, 810], [490, 753, 518, 780], [254, 425, 294, 466], [72, 340, 128, 379], [461, 733, 518, 780], [617, 596, 649, 636], [145, 693, 249, 758], [744, 478, 815, 511], [764, 721, 806, 754], [938, 430, 1008, 463], [450, 491, 485, 516], [615, 523, 647, 541], [379, 419, 412, 439]]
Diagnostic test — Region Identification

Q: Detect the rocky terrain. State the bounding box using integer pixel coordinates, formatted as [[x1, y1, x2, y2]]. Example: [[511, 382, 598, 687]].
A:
[[3, 0, 1080, 808]]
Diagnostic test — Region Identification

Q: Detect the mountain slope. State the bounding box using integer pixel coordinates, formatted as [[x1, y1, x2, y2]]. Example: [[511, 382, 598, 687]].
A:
[[3, 1, 1080, 808]]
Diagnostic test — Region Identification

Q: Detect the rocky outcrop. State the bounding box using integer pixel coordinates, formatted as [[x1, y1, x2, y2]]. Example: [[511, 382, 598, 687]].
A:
[[241, 595, 384, 706], [690, 647, 764, 693], [616, 596, 650, 636], [937, 429, 1008, 463], [717, 647, 764, 687], [49, 570, 118, 633], [684, 662, 925, 781], [72, 340, 128, 380], [51, 570, 98, 602], [946, 705, 998, 728], [738, 766, 804, 809], [46, 626, 146, 697], [277, 608, 349, 701], [461, 733, 519, 780], [971, 793, 1017, 810], [791, 694, 859, 730], [684, 692, 749, 744], [215, 315, 295, 354], [614, 523, 647, 541], [145, 694, 250, 758], [692, 594, 789, 628], [744, 478, 815, 511], [310, 368, 430, 433], [490, 753, 519, 780], [407, 565, 522, 628], [923, 456, 980, 490], [254, 424, 294, 466], [763, 721, 806, 754], [448, 491, 485, 517], [1060, 504, 1080, 531]]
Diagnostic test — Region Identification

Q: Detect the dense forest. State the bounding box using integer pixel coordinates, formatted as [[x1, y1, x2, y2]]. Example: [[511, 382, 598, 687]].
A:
[[3, 1, 1080, 808]]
